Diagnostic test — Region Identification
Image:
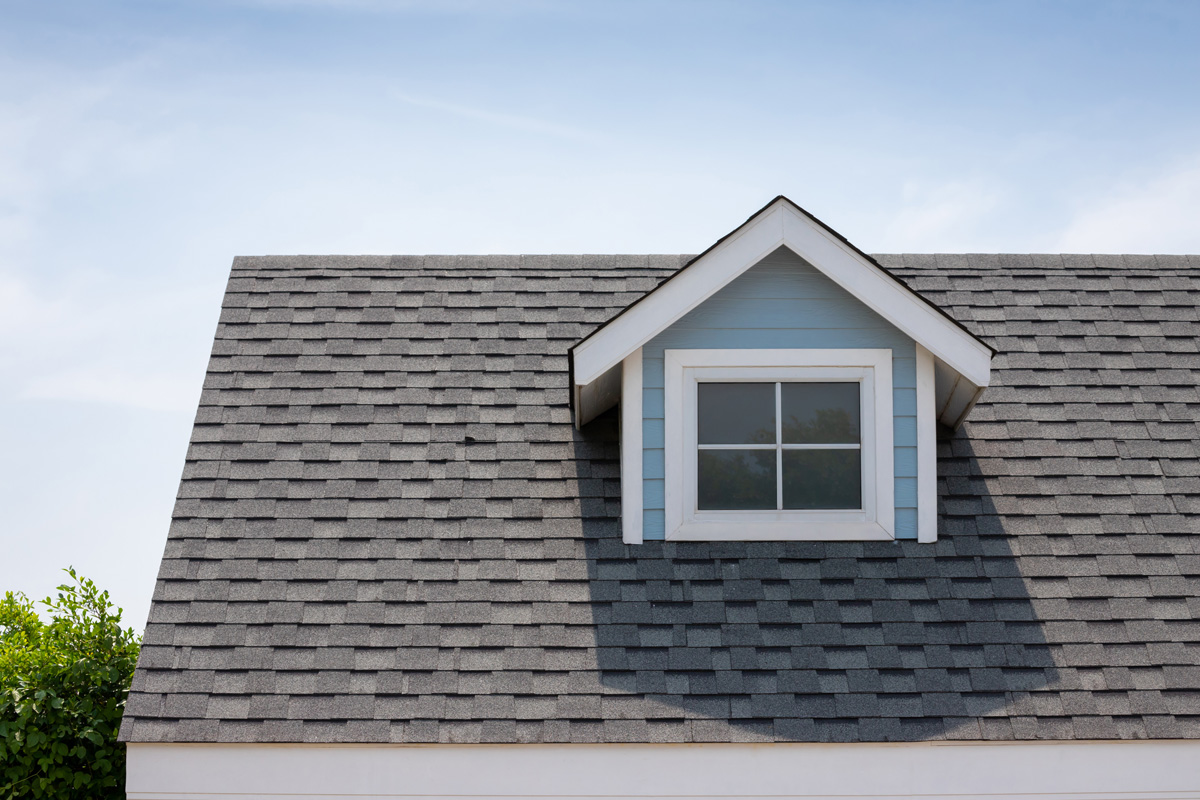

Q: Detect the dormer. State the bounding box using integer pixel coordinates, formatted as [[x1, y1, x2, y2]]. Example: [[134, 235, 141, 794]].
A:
[[568, 197, 994, 545]]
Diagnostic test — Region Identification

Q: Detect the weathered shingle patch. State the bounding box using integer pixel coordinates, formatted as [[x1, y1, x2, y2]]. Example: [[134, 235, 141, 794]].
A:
[[120, 254, 1200, 744]]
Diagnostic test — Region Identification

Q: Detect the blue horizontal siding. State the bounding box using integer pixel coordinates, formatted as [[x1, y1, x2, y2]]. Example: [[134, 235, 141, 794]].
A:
[[643, 479, 664, 508], [642, 419, 664, 450], [642, 448, 665, 479], [643, 388, 665, 418], [643, 357, 665, 389], [892, 357, 916, 387], [894, 477, 918, 508], [893, 389, 917, 416], [894, 447, 918, 484], [641, 246, 920, 540], [650, 327, 913, 351]]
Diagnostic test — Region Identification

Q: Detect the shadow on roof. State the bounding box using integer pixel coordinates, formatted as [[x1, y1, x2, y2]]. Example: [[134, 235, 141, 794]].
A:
[[575, 412, 1058, 742]]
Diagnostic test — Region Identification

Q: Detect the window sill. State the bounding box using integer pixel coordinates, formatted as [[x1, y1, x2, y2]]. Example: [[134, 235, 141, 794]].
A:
[[667, 519, 895, 541]]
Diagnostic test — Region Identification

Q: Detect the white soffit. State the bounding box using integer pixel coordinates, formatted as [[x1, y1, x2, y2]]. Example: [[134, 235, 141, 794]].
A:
[[572, 197, 993, 400], [127, 740, 1200, 800]]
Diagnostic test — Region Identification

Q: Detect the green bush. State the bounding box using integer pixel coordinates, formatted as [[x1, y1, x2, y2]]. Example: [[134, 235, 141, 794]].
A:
[[0, 569, 141, 799]]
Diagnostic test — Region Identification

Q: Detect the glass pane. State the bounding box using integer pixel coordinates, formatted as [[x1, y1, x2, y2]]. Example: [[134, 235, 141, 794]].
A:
[[782, 450, 861, 509], [697, 383, 776, 445], [781, 382, 860, 444], [698, 450, 777, 510]]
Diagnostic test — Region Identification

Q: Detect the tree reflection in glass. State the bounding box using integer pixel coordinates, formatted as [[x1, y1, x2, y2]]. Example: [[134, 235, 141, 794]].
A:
[[697, 383, 774, 445], [782, 450, 860, 509], [781, 383, 859, 444], [698, 450, 776, 510]]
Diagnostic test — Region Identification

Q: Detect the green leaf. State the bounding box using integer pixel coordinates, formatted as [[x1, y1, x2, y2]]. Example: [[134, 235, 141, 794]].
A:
[[1, 570, 141, 799]]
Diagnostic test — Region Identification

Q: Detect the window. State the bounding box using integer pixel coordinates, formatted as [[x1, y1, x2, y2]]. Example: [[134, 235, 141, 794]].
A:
[[664, 349, 895, 541], [697, 381, 862, 511]]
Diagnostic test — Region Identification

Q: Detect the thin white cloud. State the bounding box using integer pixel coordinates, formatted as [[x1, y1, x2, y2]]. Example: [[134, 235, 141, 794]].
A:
[[878, 180, 1004, 251], [0, 272, 56, 339], [228, 0, 553, 13], [1056, 157, 1200, 253], [0, 272, 107, 364], [0, 63, 180, 274], [0, 270, 213, 413], [22, 367, 200, 413], [392, 90, 603, 144]]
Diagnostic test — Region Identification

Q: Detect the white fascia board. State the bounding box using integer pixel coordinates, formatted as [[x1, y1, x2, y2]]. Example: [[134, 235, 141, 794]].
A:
[[572, 199, 991, 394], [777, 204, 991, 388], [128, 740, 1200, 800]]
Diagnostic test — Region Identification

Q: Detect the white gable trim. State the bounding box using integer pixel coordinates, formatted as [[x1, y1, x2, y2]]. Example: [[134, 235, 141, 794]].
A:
[[572, 198, 992, 393], [128, 740, 1200, 800]]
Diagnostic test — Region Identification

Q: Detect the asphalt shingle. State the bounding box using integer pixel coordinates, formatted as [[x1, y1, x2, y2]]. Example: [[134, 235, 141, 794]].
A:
[[120, 253, 1200, 743]]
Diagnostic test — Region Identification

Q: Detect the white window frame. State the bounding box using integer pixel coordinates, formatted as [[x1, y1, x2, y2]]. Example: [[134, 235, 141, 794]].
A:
[[664, 348, 894, 541]]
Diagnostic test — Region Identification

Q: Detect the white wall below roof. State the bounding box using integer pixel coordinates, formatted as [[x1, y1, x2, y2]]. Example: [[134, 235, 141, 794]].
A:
[[127, 740, 1200, 800]]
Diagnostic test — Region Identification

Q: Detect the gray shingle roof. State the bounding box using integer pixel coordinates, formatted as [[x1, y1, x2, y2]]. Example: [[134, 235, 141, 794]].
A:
[[120, 253, 1200, 744]]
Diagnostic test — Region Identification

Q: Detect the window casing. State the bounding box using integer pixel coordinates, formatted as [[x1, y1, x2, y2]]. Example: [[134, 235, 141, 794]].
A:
[[664, 349, 895, 541]]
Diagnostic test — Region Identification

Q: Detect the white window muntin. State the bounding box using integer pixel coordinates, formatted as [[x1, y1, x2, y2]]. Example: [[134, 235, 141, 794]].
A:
[[664, 349, 895, 541]]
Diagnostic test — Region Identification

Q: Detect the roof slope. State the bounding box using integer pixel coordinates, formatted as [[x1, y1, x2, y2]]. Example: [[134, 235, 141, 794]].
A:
[[121, 253, 1200, 744]]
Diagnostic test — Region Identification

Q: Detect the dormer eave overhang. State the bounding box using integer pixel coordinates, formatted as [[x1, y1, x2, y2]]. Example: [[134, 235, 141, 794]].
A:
[[569, 196, 995, 428]]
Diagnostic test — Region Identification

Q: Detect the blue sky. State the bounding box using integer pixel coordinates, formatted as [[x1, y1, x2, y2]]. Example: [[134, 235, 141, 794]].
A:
[[2, 0, 1199, 630]]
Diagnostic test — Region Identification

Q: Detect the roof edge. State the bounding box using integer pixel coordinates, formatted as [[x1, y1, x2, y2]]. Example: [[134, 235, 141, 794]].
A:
[[570, 197, 996, 393]]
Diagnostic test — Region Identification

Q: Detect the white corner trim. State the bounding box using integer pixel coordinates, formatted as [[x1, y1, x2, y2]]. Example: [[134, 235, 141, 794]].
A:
[[620, 349, 643, 545], [127, 740, 1200, 800], [572, 198, 991, 394], [916, 343, 937, 543], [663, 348, 894, 542]]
